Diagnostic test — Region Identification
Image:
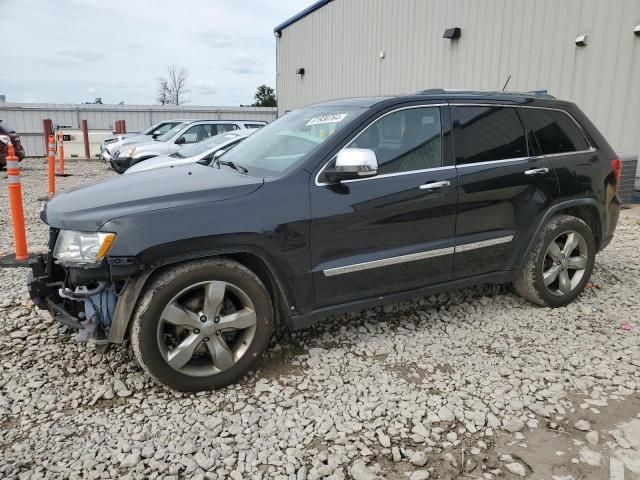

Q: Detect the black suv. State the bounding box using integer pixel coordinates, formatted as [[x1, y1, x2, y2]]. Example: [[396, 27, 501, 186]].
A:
[[27, 90, 621, 391]]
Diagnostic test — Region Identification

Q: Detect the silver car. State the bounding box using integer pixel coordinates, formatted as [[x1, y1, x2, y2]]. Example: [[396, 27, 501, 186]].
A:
[[124, 129, 255, 174], [99, 120, 186, 162], [110, 120, 266, 173]]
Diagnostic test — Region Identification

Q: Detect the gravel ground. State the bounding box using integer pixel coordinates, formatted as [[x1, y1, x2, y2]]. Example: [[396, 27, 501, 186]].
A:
[[1, 159, 639, 480]]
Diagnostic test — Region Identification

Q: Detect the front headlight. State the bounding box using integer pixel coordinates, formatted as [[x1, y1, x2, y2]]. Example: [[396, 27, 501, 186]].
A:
[[122, 146, 136, 158], [53, 230, 116, 267]]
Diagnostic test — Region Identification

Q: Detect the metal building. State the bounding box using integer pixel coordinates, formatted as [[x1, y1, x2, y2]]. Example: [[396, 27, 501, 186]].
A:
[[274, 0, 640, 156], [0, 103, 277, 157]]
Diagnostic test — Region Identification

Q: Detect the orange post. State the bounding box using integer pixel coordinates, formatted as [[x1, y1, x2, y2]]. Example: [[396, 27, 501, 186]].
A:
[[47, 135, 56, 197], [6, 144, 28, 260], [57, 130, 65, 175]]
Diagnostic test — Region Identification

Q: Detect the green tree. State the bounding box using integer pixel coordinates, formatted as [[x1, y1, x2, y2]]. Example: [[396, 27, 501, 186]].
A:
[[252, 85, 276, 107]]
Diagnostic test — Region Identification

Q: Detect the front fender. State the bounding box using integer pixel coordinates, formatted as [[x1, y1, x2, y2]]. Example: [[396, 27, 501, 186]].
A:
[[107, 240, 299, 343]]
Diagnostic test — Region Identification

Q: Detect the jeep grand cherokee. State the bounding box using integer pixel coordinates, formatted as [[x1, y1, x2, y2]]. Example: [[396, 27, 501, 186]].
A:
[[27, 90, 621, 391]]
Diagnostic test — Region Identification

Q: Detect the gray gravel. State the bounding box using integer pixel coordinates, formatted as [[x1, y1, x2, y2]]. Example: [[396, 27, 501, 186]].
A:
[[1, 159, 639, 479]]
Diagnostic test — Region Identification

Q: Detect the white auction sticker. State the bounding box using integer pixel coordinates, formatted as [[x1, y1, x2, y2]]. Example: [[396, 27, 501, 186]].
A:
[[306, 113, 348, 126]]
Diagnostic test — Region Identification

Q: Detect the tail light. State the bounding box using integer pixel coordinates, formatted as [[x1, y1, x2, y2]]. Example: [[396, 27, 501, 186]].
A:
[[611, 157, 622, 183]]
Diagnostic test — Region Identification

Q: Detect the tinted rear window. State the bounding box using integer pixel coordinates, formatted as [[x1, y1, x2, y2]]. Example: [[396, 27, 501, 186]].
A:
[[454, 106, 528, 164], [521, 108, 591, 155]]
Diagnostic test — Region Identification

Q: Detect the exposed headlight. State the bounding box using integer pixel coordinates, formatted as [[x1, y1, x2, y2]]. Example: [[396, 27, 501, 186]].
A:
[[121, 146, 136, 158], [0, 135, 11, 146], [53, 230, 116, 267]]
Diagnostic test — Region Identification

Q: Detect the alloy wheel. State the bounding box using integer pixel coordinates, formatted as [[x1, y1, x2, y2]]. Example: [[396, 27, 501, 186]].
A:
[[156, 281, 257, 377], [542, 231, 589, 297]]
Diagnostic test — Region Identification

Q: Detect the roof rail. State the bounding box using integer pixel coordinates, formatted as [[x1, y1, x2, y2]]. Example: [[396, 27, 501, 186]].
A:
[[416, 88, 556, 99]]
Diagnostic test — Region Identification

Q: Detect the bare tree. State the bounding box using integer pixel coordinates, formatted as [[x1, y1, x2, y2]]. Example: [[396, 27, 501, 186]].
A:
[[157, 77, 170, 105], [157, 65, 189, 105]]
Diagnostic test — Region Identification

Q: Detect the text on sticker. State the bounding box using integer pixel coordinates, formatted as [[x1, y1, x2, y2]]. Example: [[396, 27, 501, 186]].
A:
[[306, 114, 348, 126]]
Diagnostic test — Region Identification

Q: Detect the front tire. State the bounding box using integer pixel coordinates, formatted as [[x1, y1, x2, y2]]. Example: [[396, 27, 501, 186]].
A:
[[513, 214, 595, 307], [131, 258, 273, 391]]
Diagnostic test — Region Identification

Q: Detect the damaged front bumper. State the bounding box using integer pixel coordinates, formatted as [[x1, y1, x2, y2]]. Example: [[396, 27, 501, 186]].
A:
[[28, 250, 150, 344]]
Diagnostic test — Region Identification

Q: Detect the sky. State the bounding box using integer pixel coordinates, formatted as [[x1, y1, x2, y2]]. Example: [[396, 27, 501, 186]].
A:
[[0, 0, 317, 106]]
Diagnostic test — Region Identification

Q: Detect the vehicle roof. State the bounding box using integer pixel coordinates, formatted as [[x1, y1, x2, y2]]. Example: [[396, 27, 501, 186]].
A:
[[308, 89, 565, 109], [181, 119, 266, 124], [307, 96, 395, 108]]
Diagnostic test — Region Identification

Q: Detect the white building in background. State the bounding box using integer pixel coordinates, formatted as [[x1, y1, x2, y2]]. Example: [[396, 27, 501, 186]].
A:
[[274, 0, 640, 155]]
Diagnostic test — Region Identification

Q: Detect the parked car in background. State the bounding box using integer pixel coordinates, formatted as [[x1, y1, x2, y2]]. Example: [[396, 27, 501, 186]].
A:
[[0, 120, 26, 168], [124, 128, 255, 174], [110, 120, 265, 173], [100, 120, 186, 163], [27, 90, 620, 391]]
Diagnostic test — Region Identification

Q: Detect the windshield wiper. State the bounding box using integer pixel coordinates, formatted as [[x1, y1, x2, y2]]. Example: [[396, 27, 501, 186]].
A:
[[216, 159, 248, 174]]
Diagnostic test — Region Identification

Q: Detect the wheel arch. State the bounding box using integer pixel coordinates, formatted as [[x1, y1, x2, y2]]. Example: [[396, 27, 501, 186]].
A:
[[517, 199, 603, 270], [107, 243, 294, 344]]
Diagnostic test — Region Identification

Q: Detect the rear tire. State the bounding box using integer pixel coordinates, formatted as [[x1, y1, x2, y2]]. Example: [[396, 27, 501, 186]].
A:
[[513, 214, 595, 307], [131, 258, 273, 391]]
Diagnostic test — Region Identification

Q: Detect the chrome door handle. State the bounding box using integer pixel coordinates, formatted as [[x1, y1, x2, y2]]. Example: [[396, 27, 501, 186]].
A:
[[419, 180, 451, 190], [524, 167, 549, 176]]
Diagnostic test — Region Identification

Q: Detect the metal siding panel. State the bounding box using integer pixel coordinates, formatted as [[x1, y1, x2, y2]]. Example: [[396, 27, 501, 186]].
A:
[[276, 0, 640, 155]]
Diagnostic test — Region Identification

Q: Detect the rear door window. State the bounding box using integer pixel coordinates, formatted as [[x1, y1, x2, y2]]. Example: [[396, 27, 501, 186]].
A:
[[520, 108, 591, 154], [454, 106, 528, 164]]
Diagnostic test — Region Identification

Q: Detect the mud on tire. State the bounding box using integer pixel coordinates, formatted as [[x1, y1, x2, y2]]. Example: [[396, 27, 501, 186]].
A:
[[513, 214, 596, 308]]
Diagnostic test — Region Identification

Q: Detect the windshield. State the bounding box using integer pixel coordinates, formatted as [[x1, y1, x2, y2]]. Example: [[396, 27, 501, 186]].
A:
[[142, 121, 180, 136], [177, 132, 240, 158], [218, 106, 365, 177], [156, 122, 189, 142]]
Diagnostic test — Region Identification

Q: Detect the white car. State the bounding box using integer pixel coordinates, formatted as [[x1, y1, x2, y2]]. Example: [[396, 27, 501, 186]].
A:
[[99, 120, 186, 162], [111, 120, 266, 173], [124, 129, 256, 174]]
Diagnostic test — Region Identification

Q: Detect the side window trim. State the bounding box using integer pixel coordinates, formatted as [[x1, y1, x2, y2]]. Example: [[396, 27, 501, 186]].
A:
[[314, 103, 448, 186]]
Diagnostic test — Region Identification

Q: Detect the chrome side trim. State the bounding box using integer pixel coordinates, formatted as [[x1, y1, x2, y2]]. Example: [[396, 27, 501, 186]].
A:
[[337, 165, 456, 184], [323, 246, 454, 277], [322, 234, 515, 277], [455, 235, 514, 253], [457, 156, 530, 168], [315, 103, 447, 187], [542, 148, 596, 158]]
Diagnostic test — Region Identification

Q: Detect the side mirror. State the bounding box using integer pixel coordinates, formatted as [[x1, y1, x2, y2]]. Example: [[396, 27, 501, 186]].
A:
[[213, 149, 226, 160], [325, 148, 378, 183], [175, 136, 186, 145]]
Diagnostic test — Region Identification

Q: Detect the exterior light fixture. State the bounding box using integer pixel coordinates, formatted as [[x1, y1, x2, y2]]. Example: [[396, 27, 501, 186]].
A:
[[575, 34, 589, 46], [274, 31, 281, 38], [634, 24, 640, 36], [443, 27, 461, 39], [296, 68, 305, 76]]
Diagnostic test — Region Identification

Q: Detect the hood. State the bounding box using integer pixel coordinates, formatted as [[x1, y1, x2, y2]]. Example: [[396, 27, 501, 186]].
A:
[[129, 139, 172, 156], [42, 164, 264, 231], [124, 154, 201, 174], [106, 133, 150, 153]]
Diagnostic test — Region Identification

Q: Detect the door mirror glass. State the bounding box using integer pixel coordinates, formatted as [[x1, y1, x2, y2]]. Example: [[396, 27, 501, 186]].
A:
[[175, 136, 186, 145], [325, 148, 378, 183]]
